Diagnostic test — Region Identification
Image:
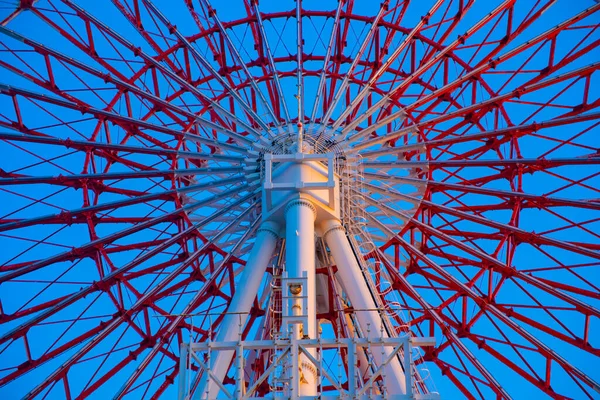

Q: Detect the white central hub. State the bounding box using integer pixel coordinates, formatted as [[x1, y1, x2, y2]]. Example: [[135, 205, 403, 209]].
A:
[[192, 126, 432, 399], [262, 152, 340, 224]]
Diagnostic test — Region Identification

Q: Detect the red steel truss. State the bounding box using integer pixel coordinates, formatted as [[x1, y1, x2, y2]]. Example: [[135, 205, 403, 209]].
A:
[[0, 0, 599, 399]]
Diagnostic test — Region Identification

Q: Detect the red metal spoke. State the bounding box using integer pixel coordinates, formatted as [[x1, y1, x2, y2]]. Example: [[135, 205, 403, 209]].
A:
[[0, 195, 255, 348], [365, 181, 600, 259], [4, 244, 232, 396], [375, 252, 511, 399], [0, 27, 254, 146], [140, 0, 271, 133], [0, 130, 204, 161], [337, 0, 474, 132], [348, 2, 599, 142], [41, 0, 263, 138], [361, 111, 600, 159], [23, 216, 256, 398], [408, 225, 600, 354], [0, 165, 242, 187], [0, 85, 249, 157], [353, 63, 600, 152], [409, 216, 600, 321], [366, 171, 600, 210], [394, 236, 600, 395], [0, 180, 252, 284]]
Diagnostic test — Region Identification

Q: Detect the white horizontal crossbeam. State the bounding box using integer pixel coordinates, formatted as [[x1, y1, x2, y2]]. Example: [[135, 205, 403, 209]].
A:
[[180, 335, 439, 400]]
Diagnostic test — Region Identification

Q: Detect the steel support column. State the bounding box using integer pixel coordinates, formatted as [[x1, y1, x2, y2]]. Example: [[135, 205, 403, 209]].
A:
[[322, 219, 407, 395], [197, 221, 280, 399], [284, 198, 318, 397]]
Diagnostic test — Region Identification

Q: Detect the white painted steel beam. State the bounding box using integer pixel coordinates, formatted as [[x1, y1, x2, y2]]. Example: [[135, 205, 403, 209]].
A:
[[322, 219, 408, 395], [182, 336, 438, 399], [196, 221, 280, 399]]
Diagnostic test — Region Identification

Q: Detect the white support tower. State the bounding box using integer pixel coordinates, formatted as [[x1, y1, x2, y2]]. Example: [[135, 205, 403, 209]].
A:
[[184, 134, 439, 399]]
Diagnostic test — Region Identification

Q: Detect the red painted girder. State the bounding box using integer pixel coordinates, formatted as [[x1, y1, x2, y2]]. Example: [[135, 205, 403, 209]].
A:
[[1, 256, 182, 324], [344, 0, 447, 123], [0, 129, 158, 176], [0, 166, 242, 186], [495, 303, 598, 355], [386, 0, 515, 104], [197, 0, 279, 127], [0, 175, 246, 234], [354, 62, 600, 152], [0, 193, 254, 345], [9, 9, 248, 142], [0, 130, 201, 160], [0, 188, 177, 231], [0, 168, 171, 186], [140, 0, 271, 133], [211, 7, 480, 87], [0, 217, 177, 229], [363, 155, 600, 169], [415, 244, 600, 356], [0, 313, 137, 387], [58, 251, 242, 399], [396, 2, 599, 117], [394, 235, 600, 393], [0, 175, 156, 199], [0, 85, 247, 157], [420, 247, 482, 268], [350, 1, 454, 124], [62, 4, 587, 132], [353, 0, 522, 130], [246, 0, 291, 122], [431, 359, 481, 400], [433, 310, 573, 399], [0, 27, 251, 146], [59, 0, 263, 137], [113, 0, 197, 75], [0, 5, 22, 25], [531, 276, 600, 301], [0, 293, 71, 324], [134, 55, 410, 125], [0, 179, 248, 283], [114, 225, 264, 397], [8, 249, 230, 397], [420, 75, 600, 159], [377, 255, 511, 398], [75, 334, 157, 398], [428, 113, 598, 157], [325, 0, 354, 110], [365, 172, 600, 210], [121, 255, 188, 281], [366, 182, 600, 260]]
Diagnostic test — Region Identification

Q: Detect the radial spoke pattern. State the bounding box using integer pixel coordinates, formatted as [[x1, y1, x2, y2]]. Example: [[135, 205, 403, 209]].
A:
[[0, 0, 598, 399]]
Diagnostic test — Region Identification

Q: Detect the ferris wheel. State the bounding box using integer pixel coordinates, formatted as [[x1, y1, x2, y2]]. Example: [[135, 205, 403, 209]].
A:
[[0, 0, 599, 398]]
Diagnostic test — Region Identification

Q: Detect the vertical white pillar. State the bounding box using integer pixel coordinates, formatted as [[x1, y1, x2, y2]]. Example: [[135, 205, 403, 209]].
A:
[[177, 343, 188, 400], [284, 199, 318, 396], [197, 221, 279, 399], [322, 219, 407, 395]]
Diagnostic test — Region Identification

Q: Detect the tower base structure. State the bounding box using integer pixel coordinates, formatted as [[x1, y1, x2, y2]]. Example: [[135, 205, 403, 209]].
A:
[[187, 147, 439, 399], [178, 335, 440, 399]]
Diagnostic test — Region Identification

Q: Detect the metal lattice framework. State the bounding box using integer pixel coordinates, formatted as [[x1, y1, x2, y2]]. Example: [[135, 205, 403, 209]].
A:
[[0, 0, 599, 398]]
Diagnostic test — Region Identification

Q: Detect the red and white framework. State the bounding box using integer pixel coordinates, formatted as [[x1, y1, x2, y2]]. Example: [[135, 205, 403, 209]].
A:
[[0, 0, 599, 398]]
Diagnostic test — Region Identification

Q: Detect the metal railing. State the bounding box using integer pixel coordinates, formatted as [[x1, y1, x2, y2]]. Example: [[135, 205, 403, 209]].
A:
[[178, 328, 438, 400]]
